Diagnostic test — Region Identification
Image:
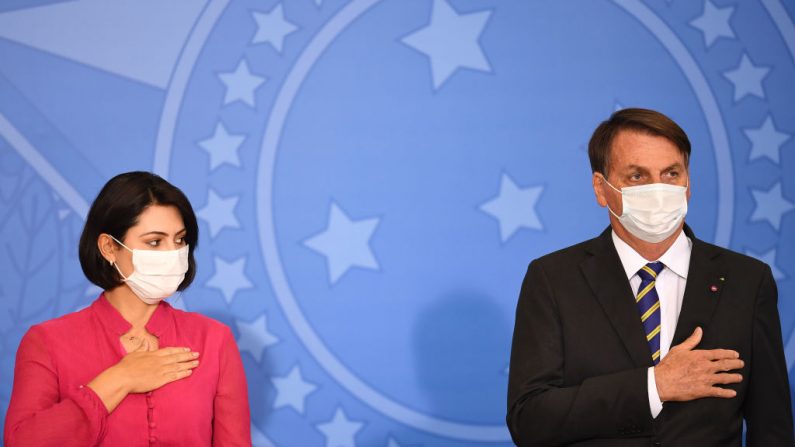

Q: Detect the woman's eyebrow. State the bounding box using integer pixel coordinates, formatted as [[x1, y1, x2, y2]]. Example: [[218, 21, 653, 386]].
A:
[[138, 228, 186, 237]]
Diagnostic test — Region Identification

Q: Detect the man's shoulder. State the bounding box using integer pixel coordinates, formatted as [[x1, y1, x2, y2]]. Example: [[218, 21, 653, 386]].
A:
[[530, 233, 604, 270], [693, 237, 770, 274]]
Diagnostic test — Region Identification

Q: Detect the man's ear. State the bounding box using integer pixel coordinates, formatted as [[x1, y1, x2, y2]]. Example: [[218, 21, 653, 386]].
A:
[[686, 173, 692, 201], [593, 173, 608, 207]]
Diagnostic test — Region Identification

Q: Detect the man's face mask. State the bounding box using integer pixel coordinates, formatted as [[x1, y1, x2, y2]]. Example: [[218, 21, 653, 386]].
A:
[[603, 178, 688, 243]]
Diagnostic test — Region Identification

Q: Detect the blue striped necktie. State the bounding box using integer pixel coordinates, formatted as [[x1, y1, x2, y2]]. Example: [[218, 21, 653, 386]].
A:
[[636, 262, 665, 365]]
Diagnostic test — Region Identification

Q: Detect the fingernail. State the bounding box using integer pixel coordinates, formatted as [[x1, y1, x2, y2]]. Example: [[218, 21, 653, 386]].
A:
[[184, 347, 190, 352], [192, 352, 199, 358]]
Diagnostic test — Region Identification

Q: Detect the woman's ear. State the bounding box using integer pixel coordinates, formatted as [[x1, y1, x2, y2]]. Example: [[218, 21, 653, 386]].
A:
[[97, 234, 117, 265]]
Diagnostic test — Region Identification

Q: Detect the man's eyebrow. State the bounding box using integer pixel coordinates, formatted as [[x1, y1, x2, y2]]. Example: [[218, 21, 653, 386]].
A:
[[622, 163, 684, 173], [624, 164, 651, 173], [661, 162, 685, 172]]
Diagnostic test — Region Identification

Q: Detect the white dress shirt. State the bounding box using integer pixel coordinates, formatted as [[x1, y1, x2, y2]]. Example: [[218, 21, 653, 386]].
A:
[[611, 229, 692, 418]]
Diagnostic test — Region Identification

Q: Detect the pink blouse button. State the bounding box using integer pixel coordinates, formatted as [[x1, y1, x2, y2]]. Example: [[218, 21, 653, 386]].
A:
[[149, 422, 156, 429]]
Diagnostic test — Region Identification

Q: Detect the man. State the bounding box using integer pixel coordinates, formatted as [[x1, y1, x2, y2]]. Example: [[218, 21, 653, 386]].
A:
[[506, 108, 793, 446]]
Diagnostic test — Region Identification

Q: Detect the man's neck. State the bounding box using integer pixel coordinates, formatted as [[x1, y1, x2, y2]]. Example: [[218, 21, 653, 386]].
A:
[[609, 216, 684, 261]]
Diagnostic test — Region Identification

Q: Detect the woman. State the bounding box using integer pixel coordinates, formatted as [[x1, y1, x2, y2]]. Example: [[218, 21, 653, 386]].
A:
[[4, 172, 251, 446]]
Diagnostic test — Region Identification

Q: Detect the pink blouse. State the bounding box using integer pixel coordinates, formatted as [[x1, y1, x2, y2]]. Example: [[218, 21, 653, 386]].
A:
[[4, 294, 251, 446]]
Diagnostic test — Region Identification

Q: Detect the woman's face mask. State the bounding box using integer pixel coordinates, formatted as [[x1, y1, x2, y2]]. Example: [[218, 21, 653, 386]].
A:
[[109, 235, 189, 304]]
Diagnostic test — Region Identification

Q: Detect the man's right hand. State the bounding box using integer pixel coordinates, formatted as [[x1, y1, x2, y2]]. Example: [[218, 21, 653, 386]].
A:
[[654, 327, 744, 402]]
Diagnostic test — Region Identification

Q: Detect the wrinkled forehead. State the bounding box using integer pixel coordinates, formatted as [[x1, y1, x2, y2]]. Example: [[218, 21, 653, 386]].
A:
[[608, 130, 688, 173]]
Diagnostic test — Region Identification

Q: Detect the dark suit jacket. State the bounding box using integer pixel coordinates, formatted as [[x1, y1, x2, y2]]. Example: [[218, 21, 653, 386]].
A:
[[507, 225, 794, 446]]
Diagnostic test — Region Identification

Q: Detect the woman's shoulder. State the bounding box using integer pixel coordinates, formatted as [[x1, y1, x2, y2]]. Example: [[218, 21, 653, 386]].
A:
[[28, 304, 94, 338], [167, 303, 234, 339]]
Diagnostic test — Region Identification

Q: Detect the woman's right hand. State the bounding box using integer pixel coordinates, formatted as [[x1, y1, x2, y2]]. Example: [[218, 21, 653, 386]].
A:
[[87, 345, 200, 412], [114, 346, 200, 393]]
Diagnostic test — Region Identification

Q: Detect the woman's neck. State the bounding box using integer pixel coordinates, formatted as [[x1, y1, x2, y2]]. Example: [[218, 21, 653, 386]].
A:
[[104, 286, 158, 331]]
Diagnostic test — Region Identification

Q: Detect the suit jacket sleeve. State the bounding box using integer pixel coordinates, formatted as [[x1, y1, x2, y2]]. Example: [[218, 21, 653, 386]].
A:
[[742, 264, 794, 446], [507, 260, 653, 446]]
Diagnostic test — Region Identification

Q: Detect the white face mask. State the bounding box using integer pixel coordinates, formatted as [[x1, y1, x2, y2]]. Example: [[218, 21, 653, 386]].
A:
[[603, 179, 688, 243], [109, 235, 189, 304]]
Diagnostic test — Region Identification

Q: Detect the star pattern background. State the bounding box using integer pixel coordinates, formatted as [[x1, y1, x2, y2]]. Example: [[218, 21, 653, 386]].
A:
[[0, 0, 793, 446]]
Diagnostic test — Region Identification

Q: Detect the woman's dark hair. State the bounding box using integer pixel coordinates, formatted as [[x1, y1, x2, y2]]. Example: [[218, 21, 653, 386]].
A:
[[79, 171, 199, 291], [588, 108, 691, 178]]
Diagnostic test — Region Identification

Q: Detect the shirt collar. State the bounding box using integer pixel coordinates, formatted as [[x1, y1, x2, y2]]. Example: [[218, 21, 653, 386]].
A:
[[611, 229, 692, 280], [92, 293, 174, 336]]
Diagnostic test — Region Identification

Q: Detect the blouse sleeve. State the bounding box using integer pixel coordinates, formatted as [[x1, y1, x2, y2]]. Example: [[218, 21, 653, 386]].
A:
[[3, 326, 109, 447], [212, 325, 252, 447]]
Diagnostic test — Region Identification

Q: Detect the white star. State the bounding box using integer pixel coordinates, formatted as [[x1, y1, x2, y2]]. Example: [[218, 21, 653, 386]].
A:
[[723, 54, 770, 102], [750, 183, 794, 231], [197, 189, 240, 238], [304, 202, 380, 284], [251, 4, 298, 53], [206, 256, 253, 304], [236, 313, 279, 363], [690, 0, 735, 48], [745, 248, 786, 281], [402, 0, 492, 89], [316, 407, 364, 447], [198, 122, 245, 170], [217, 59, 267, 107], [271, 364, 318, 414], [480, 173, 544, 242], [744, 116, 790, 164]]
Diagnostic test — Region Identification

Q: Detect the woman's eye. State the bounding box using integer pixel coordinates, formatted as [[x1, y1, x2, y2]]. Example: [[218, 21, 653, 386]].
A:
[[147, 240, 160, 247], [176, 238, 185, 245]]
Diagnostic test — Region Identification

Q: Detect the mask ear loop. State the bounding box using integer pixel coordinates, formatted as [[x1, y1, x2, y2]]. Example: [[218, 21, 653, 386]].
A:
[[106, 234, 132, 281], [111, 261, 130, 281], [600, 174, 623, 219]]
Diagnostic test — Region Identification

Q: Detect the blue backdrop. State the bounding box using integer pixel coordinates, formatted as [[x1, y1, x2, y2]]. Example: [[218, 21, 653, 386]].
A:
[[0, 0, 794, 445]]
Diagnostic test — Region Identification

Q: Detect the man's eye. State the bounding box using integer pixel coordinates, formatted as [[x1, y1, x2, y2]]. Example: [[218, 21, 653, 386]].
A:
[[630, 173, 642, 180]]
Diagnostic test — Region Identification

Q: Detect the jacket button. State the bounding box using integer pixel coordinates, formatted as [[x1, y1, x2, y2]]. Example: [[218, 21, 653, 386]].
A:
[[653, 442, 661, 447]]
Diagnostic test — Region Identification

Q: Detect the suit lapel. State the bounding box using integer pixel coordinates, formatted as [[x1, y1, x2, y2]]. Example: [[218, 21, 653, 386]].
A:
[[671, 230, 724, 346], [580, 228, 654, 368]]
